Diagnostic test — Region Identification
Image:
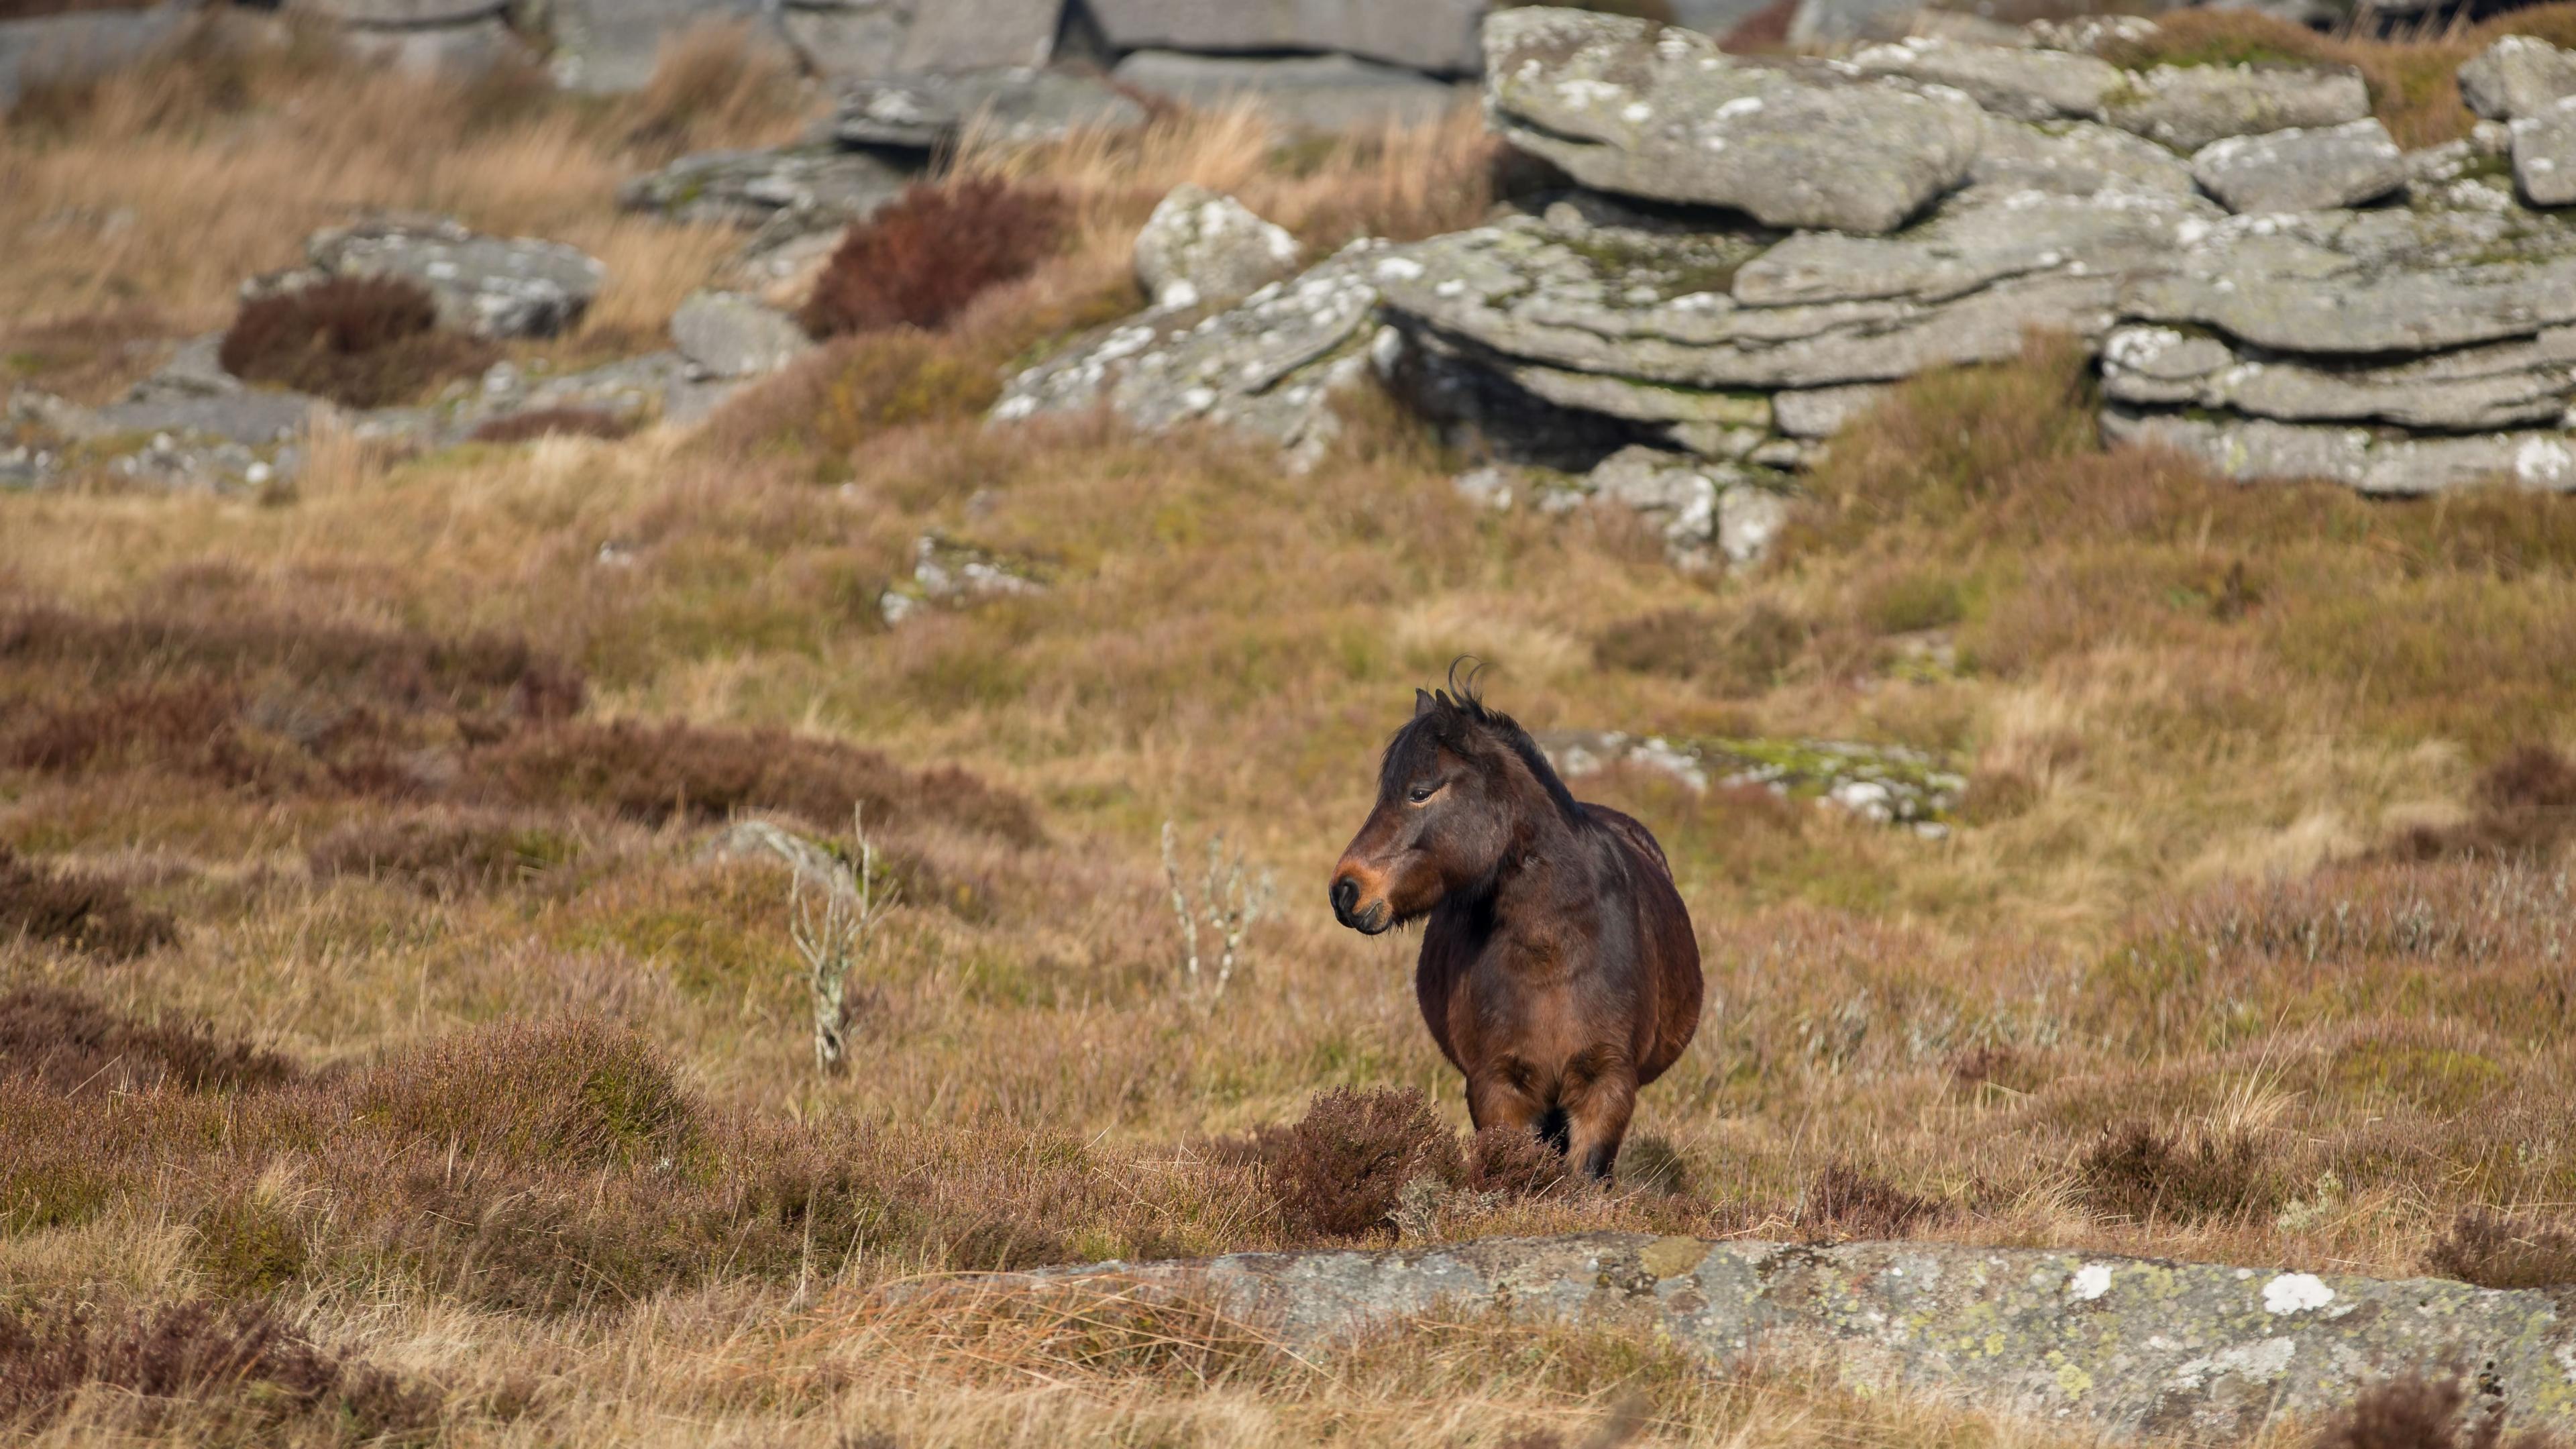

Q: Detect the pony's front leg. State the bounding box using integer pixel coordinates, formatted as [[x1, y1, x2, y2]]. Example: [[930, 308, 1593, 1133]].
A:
[[1464, 1063, 1548, 1141], [1560, 1053, 1638, 1184]]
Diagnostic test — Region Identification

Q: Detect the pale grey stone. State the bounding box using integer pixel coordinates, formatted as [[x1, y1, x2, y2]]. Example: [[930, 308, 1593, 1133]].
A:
[[1772, 383, 1891, 437], [773, 0, 908, 80], [2101, 63, 2370, 153], [2459, 35, 2576, 122], [2104, 407, 2576, 494], [2027, 14, 2158, 56], [293, 217, 605, 339], [0, 3, 190, 109], [1588, 444, 1726, 570], [2190, 118, 2405, 214], [544, 0, 780, 94], [936, 1235, 2576, 1442], [2121, 205, 2576, 354], [619, 144, 912, 229], [1085, 0, 1488, 77], [1719, 484, 1789, 566], [831, 66, 1148, 151], [1132, 185, 1302, 311], [2102, 321, 2576, 429], [1970, 117, 2197, 197], [93, 390, 320, 447], [1483, 9, 1983, 235], [1111, 50, 1464, 133], [671, 290, 815, 378], [992, 241, 1397, 470], [1849, 36, 2123, 122], [894, 0, 1064, 72], [2512, 101, 2576, 207]]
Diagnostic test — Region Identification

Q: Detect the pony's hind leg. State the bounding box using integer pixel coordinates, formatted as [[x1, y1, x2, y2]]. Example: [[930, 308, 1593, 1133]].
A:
[[1560, 1048, 1639, 1183]]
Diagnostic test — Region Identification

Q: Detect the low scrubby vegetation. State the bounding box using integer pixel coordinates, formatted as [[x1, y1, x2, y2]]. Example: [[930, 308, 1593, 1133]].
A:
[[219, 277, 498, 409], [801, 180, 1067, 339], [10, 20, 2576, 1446]]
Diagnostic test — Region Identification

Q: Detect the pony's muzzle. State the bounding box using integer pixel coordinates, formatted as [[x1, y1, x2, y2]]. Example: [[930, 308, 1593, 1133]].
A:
[[1329, 869, 1391, 934]]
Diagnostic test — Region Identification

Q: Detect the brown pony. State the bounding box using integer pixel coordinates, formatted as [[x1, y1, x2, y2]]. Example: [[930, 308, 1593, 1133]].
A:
[[1328, 673, 1702, 1182]]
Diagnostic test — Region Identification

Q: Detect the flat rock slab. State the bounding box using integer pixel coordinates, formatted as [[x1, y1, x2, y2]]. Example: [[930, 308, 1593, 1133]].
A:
[[670, 290, 814, 378], [894, 0, 1063, 72], [2460, 35, 2576, 122], [1112, 50, 1465, 133], [2106, 406, 2576, 494], [1084, 0, 1489, 78], [545, 0, 781, 94], [773, 1, 908, 80], [1483, 9, 1983, 235], [618, 144, 913, 229], [1850, 36, 2125, 122], [948, 1234, 2576, 1440], [2121, 204, 2576, 354], [2102, 321, 2576, 430], [2191, 119, 2405, 215], [831, 66, 1147, 152], [2101, 62, 2369, 154], [2512, 102, 2576, 207]]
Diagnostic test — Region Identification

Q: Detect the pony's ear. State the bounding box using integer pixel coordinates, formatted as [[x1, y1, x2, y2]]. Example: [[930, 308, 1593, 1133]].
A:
[[1413, 688, 1438, 718]]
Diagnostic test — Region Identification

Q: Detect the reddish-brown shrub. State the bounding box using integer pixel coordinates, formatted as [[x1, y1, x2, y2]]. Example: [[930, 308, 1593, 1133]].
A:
[[2310, 1371, 2563, 1449], [467, 720, 1041, 841], [800, 180, 1064, 338], [219, 276, 497, 409], [2426, 1210, 2576, 1291], [468, 407, 633, 444], [0, 988, 292, 1095], [0, 1299, 438, 1438], [1467, 1123, 1569, 1197], [1796, 1163, 1945, 1240], [1266, 1087, 1464, 1240], [2078, 1122, 2278, 1225], [0, 848, 178, 961], [2398, 746, 2576, 862]]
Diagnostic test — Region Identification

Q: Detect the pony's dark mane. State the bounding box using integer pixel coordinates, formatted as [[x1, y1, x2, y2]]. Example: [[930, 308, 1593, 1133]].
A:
[[1382, 667, 1582, 824]]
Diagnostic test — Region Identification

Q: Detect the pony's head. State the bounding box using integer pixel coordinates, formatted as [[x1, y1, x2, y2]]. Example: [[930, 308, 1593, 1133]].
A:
[[1328, 665, 1578, 935]]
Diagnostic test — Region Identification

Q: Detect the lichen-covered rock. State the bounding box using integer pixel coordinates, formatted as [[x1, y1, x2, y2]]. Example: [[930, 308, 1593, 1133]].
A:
[[772, 0, 907, 81], [1970, 116, 2197, 196], [543, 0, 782, 94], [1542, 735, 1964, 826], [2510, 101, 2576, 207], [2121, 204, 2576, 354], [1084, 0, 1487, 78], [2190, 119, 2405, 214], [670, 290, 814, 378], [878, 533, 1044, 625], [2102, 321, 2576, 430], [990, 241, 1398, 469], [616, 144, 912, 229], [1482, 9, 1983, 234], [947, 1235, 2576, 1442], [892, 0, 1064, 72], [1132, 185, 1301, 312], [1772, 382, 1891, 438], [2100, 62, 2369, 153], [1849, 36, 2124, 122], [2459, 35, 2576, 122], [276, 217, 606, 339], [2104, 406, 2576, 494], [1586, 444, 1786, 572], [830, 66, 1146, 152]]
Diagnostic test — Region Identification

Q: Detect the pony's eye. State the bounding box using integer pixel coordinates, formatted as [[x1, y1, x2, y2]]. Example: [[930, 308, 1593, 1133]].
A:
[[1407, 784, 1438, 804]]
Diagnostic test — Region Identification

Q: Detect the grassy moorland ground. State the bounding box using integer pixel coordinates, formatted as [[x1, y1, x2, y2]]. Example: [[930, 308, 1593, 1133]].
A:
[[5, 12, 2576, 1448]]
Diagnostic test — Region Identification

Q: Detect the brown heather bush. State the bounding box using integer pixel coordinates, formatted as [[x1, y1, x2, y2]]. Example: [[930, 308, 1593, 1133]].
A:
[[0, 987, 294, 1095], [356, 1016, 695, 1168], [2310, 1371, 2564, 1449], [0, 846, 178, 960], [219, 276, 498, 410], [2078, 1122, 2278, 1226], [2398, 745, 2576, 863], [800, 180, 1066, 338], [1265, 1087, 1464, 1240], [2426, 1210, 2576, 1290], [468, 720, 1042, 841], [1468, 1122, 1571, 1198], [468, 406, 634, 444], [1796, 1163, 1945, 1241], [0, 1299, 440, 1440], [308, 810, 584, 896]]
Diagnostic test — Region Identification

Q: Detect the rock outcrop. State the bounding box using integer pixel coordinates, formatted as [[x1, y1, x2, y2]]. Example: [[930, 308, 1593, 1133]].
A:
[[1110, 50, 1466, 133], [1083, 0, 1489, 78], [250, 217, 606, 340], [1132, 184, 1303, 311], [2188, 119, 2404, 214], [829, 66, 1147, 152], [945, 1235, 2576, 1442]]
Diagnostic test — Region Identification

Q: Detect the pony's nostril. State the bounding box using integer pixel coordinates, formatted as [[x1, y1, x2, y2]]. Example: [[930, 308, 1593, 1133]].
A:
[[1330, 877, 1358, 918]]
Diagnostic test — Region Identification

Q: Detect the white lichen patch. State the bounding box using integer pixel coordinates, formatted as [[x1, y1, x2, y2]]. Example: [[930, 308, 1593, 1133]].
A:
[[2263, 1273, 2336, 1315]]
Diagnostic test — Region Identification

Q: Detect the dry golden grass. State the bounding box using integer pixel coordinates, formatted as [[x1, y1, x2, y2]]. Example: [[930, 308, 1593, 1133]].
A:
[[8, 32, 2576, 1449]]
